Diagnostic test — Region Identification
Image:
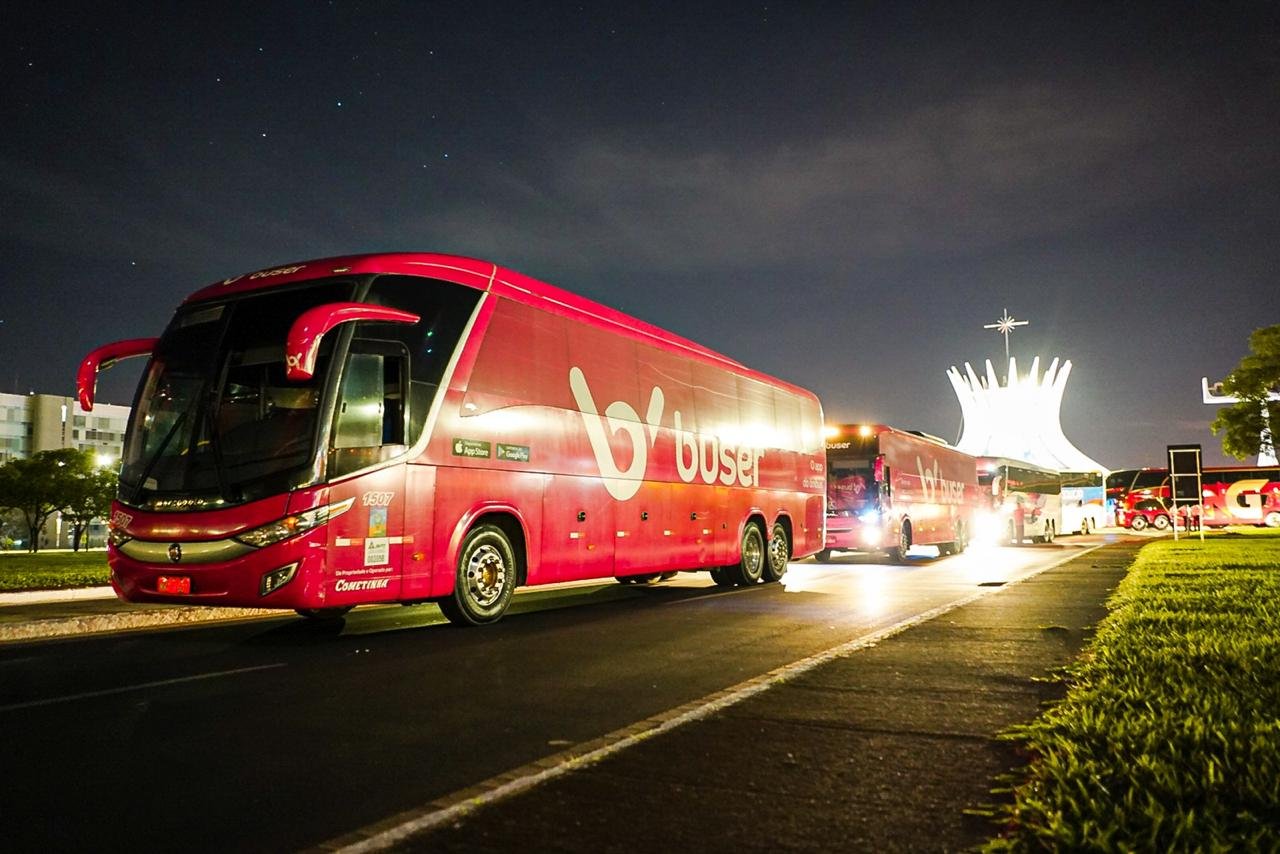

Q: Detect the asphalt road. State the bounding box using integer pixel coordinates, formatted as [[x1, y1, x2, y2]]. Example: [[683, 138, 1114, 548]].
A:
[[1, 542, 1100, 852]]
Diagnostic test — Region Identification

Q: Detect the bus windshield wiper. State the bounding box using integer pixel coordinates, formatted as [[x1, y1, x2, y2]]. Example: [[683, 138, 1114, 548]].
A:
[[129, 408, 189, 499]]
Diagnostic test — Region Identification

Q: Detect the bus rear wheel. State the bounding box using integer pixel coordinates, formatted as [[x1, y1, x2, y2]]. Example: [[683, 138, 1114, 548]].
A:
[[709, 567, 735, 587], [439, 524, 518, 626], [1130, 515, 1148, 531], [762, 522, 789, 583], [725, 522, 766, 585]]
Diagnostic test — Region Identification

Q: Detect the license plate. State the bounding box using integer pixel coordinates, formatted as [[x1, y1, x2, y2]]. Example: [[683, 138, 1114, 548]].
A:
[[157, 575, 191, 595]]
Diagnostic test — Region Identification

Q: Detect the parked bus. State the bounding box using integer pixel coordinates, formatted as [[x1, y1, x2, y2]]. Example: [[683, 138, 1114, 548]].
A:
[[976, 457, 1063, 544], [819, 425, 982, 563], [1059, 470, 1105, 534], [1119, 465, 1280, 530], [78, 253, 826, 625], [1104, 467, 1166, 526]]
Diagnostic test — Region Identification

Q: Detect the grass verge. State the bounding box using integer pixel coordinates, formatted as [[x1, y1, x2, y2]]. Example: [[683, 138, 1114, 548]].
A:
[[986, 528, 1280, 849], [0, 551, 111, 592]]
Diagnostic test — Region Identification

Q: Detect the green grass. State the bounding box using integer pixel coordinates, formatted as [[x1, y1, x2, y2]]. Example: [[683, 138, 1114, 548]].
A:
[[986, 529, 1280, 850], [0, 550, 112, 592]]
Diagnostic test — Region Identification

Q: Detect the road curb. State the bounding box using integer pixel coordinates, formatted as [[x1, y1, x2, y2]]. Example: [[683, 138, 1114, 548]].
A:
[[0, 605, 279, 643]]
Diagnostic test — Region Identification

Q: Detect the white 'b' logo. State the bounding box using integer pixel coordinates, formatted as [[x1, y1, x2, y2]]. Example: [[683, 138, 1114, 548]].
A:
[[569, 367, 664, 501]]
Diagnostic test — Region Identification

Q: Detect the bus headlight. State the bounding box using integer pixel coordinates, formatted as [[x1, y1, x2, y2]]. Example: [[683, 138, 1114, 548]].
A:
[[107, 527, 132, 548], [233, 498, 354, 548]]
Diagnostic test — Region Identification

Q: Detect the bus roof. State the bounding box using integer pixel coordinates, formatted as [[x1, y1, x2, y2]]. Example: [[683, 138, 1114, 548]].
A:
[[183, 252, 819, 401]]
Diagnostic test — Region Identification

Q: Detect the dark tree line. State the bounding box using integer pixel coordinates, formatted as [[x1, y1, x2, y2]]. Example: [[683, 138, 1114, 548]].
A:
[[0, 449, 118, 552]]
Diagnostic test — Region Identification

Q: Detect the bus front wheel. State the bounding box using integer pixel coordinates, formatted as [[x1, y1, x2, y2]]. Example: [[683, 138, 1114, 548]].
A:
[[887, 523, 911, 564], [439, 524, 518, 626]]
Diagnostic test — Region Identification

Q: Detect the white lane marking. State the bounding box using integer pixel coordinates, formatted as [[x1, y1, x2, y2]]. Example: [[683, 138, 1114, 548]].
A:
[[0, 663, 287, 713], [323, 544, 1105, 853]]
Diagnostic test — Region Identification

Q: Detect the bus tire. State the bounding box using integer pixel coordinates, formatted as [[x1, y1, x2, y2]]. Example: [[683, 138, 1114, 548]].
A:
[[956, 522, 968, 553], [1152, 514, 1171, 531], [1130, 515, 1147, 531], [1265, 511, 1280, 528], [1080, 519, 1091, 535], [709, 567, 735, 587], [296, 606, 353, 620], [814, 549, 832, 563], [726, 522, 766, 585], [439, 524, 518, 626], [887, 523, 911, 564], [762, 522, 790, 583]]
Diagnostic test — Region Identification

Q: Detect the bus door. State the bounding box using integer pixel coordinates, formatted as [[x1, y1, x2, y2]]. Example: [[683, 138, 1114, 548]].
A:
[[322, 343, 413, 605]]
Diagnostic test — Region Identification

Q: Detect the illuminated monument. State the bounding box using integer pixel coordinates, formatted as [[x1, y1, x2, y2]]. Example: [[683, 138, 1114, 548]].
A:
[[946, 310, 1107, 472]]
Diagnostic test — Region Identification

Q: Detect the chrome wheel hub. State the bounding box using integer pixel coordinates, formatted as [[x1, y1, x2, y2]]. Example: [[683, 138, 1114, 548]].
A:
[[465, 544, 507, 607]]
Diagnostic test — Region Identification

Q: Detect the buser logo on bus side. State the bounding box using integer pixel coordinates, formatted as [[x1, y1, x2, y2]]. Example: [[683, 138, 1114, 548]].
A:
[[916, 456, 966, 505], [570, 367, 764, 502]]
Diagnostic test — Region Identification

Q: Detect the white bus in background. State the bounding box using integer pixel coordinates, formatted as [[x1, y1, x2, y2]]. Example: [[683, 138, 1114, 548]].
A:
[[976, 457, 1063, 544], [1059, 470, 1106, 534]]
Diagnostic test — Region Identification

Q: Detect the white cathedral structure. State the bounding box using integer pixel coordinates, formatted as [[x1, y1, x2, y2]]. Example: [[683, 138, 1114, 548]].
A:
[[947, 355, 1107, 473]]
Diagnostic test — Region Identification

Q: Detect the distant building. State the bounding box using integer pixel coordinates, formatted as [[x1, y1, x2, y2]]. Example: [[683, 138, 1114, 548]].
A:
[[0, 391, 132, 548], [0, 391, 131, 464]]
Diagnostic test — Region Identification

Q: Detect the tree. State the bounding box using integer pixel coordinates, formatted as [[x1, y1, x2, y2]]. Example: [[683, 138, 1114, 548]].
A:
[[62, 465, 119, 551], [1212, 325, 1280, 461], [0, 448, 93, 552]]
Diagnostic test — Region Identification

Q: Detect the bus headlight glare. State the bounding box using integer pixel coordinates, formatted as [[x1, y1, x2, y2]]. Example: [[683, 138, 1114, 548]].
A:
[[233, 498, 355, 548]]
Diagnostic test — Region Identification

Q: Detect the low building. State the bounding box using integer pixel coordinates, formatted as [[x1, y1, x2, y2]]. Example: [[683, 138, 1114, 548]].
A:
[[0, 391, 132, 548]]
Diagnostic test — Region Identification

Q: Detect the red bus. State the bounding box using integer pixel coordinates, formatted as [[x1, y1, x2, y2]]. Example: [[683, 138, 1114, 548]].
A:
[[1104, 467, 1166, 525], [78, 253, 826, 625], [1119, 465, 1280, 530], [818, 425, 982, 562]]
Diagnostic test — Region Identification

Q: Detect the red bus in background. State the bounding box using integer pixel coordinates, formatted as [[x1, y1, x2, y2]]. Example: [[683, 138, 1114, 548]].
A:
[[1119, 465, 1280, 530], [818, 425, 982, 563], [79, 253, 826, 625], [1105, 467, 1167, 526]]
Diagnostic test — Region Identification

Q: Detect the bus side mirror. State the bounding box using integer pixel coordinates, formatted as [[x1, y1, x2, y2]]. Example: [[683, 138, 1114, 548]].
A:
[[77, 338, 159, 411], [285, 302, 420, 381]]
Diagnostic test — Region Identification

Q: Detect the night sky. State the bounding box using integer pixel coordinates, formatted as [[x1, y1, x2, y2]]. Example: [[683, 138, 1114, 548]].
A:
[[6, 2, 1277, 468]]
